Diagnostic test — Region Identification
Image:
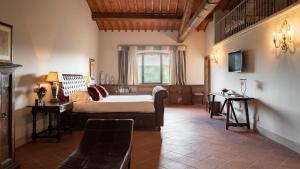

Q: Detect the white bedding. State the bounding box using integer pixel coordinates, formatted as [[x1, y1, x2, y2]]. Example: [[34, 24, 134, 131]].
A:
[[72, 95, 155, 113]]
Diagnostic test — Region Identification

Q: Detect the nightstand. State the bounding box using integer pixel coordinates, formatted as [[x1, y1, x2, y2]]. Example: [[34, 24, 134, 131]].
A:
[[27, 102, 73, 142]]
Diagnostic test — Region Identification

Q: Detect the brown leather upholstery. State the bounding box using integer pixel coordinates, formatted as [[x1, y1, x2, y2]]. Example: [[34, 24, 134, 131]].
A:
[[57, 119, 134, 169], [153, 86, 169, 126]]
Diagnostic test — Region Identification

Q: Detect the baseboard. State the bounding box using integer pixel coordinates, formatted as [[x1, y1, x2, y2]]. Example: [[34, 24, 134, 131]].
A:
[[235, 115, 300, 154], [256, 125, 300, 154]]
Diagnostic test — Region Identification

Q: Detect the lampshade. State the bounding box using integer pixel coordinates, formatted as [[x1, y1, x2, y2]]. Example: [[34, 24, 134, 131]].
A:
[[46, 72, 59, 82], [84, 76, 91, 84]]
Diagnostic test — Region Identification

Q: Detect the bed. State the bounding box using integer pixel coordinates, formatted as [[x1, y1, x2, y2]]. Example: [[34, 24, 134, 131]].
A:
[[58, 74, 168, 130]]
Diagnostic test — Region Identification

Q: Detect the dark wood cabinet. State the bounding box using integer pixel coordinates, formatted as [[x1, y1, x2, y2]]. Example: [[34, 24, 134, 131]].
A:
[[0, 63, 21, 169]]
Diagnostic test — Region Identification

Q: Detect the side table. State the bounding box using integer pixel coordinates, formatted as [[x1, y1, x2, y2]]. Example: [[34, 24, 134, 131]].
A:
[[27, 102, 73, 142]]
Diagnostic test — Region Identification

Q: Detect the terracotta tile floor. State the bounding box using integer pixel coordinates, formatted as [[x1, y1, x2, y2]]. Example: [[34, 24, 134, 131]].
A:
[[16, 105, 300, 169]]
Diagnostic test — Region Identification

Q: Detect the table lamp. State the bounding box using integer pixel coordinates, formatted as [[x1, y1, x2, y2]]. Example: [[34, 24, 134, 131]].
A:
[[84, 76, 91, 86], [46, 72, 59, 103]]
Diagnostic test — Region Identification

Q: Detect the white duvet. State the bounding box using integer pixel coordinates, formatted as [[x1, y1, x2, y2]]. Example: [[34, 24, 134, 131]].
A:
[[72, 95, 155, 113]]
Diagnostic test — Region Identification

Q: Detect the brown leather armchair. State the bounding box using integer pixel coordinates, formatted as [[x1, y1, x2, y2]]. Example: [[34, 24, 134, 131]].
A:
[[57, 119, 134, 169]]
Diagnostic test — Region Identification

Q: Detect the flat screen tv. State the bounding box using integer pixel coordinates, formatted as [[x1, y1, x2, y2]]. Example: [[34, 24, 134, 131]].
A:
[[228, 50, 243, 72]]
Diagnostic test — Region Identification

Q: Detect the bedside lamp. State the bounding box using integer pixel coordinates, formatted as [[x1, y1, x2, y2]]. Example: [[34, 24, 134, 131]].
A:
[[84, 76, 91, 86], [46, 72, 60, 103]]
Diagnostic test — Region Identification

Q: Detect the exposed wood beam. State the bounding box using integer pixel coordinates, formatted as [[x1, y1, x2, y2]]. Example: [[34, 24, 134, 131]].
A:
[[92, 12, 182, 21], [179, 0, 193, 34], [178, 0, 221, 42]]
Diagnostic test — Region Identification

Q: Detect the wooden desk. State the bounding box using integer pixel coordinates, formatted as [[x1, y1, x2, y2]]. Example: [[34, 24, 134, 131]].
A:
[[209, 93, 254, 130], [28, 102, 73, 142]]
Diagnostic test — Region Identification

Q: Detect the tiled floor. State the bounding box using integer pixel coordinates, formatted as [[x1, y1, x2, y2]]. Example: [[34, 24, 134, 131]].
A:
[[16, 105, 300, 169]]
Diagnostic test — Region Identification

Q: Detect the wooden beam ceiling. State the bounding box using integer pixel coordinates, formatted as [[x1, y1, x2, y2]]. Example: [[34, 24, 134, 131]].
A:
[[86, 0, 221, 33]]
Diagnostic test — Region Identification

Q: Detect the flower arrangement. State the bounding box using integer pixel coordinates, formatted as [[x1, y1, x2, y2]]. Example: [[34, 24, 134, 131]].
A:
[[34, 86, 47, 100]]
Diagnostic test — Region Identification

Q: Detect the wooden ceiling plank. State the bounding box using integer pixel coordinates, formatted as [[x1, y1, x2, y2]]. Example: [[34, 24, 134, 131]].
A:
[[94, 0, 104, 13], [174, 0, 179, 14], [96, 20, 101, 30], [125, 0, 129, 13], [124, 21, 128, 32], [118, 20, 122, 31], [107, 0, 115, 13], [144, 0, 146, 14], [165, 21, 168, 32], [167, 0, 171, 13], [130, 21, 134, 32], [159, 0, 162, 15], [152, 0, 154, 13], [103, 20, 108, 32], [92, 12, 182, 20], [127, 0, 132, 13], [108, 20, 114, 32], [134, 0, 138, 13], [86, 0, 99, 12], [101, 0, 109, 13], [116, 0, 123, 12]]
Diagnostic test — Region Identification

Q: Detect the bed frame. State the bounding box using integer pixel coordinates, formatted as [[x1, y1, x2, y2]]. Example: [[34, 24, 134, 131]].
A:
[[58, 74, 168, 131]]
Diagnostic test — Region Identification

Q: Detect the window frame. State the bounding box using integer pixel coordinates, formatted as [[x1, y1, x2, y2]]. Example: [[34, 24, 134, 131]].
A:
[[139, 52, 170, 85]]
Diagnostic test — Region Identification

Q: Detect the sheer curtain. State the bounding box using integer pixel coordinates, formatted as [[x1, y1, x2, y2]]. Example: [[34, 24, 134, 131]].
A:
[[170, 46, 187, 85], [127, 46, 138, 85]]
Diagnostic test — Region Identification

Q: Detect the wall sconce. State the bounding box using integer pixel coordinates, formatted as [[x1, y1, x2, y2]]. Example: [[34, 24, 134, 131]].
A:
[[211, 49, 219, 64], [273, 19, 293, 52]]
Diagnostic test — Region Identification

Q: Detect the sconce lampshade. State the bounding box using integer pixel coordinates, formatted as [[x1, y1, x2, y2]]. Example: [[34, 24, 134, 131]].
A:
[[46, 72, 59, 83]]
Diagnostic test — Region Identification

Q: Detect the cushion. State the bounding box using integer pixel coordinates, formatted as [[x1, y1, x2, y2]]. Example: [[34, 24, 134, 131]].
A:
[[69, 91, 91, 102], [88, 86, 103, 101], [95, 85, 109, 97]]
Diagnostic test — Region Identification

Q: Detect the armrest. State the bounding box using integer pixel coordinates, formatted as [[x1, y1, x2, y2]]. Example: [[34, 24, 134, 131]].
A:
[[152, 86, 168, 126]]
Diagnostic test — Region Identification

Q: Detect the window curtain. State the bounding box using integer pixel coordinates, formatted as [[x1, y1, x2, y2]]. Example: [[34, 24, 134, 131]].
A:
[[127, 46, 139, 85], [118, 46, 129, 85], [171, 46, 187, 85]]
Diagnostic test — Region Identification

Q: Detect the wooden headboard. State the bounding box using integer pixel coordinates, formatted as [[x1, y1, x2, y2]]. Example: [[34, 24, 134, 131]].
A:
[[58, 74, 87, 102]]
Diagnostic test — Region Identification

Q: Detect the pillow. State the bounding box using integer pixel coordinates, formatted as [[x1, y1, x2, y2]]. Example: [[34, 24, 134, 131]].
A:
[[95, 85, 109, 97], [69, 91, 91, 103], [88, 86, 103, 101]]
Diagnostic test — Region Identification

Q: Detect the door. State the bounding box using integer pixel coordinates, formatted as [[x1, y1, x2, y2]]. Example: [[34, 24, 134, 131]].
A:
[[204, 56, 211, 109], [0, 72, 13, 167]]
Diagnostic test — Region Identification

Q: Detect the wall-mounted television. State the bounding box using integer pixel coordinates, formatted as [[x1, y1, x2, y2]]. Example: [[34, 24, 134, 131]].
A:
[[228, 50, 243, 72]]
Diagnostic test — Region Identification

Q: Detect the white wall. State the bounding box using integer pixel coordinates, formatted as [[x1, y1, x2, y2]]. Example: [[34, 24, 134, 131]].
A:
[[0, 0, 99, 147], [205, 4, 300, 153], [98, 31, 206, 84]]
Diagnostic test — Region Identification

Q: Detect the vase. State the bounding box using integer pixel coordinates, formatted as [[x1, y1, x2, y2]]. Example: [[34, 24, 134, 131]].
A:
[[35, 98, 45, 106]]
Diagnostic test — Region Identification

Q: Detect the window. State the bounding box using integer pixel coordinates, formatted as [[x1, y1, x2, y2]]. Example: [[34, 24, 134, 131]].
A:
[[137, 51, 170, 84]]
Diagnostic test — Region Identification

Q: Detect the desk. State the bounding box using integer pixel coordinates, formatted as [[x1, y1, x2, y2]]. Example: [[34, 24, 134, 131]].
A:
[[28, 102, 73, 142], [209, 93, 254, 129]]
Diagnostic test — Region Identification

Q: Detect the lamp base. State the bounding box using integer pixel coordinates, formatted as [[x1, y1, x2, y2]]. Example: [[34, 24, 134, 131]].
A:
[[50, 98, 59, 103], [51, 83, 59, 103]]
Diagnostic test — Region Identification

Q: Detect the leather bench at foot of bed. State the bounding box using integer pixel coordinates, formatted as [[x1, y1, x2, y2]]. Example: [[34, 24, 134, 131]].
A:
[[57, 119, 133, 169]]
